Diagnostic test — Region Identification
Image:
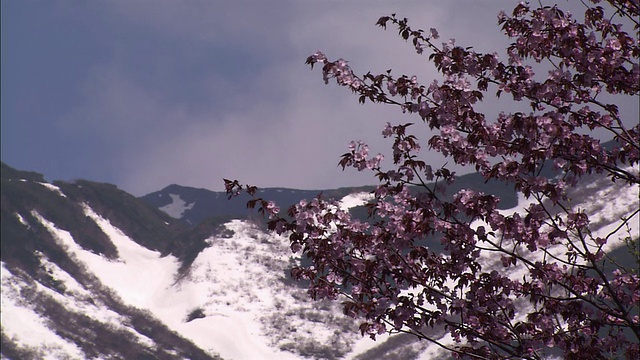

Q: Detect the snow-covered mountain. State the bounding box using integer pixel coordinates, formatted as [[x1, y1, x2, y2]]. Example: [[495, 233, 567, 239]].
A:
[[0, 163, 414, 359], [139, 172, 521, 227], [1, 162, 638, 359]]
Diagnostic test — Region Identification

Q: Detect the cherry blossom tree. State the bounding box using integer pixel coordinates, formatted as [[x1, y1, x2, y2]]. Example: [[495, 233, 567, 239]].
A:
[[226, 1, 639, 359]]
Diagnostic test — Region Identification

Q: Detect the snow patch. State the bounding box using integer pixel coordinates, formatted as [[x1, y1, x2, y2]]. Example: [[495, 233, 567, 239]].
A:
[[39, 252, 157, 348], [80, 205, 183, 309], [14, 213, 29, 227], [36, 182, 66, 197], [31, 207, 181, 310], [340, 192, 374, 211], [158, 194, 194, 219], [29, 206, 308, 359], [1, 263, 85, 360], [166, 220, 304, 359]]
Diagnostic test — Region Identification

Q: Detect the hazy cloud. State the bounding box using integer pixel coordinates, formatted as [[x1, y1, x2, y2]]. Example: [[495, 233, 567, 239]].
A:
[[2, 1, 636, 196]]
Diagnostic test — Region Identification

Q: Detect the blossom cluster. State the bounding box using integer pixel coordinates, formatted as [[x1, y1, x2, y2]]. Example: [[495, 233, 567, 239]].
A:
[[229, 1, 639, 359]]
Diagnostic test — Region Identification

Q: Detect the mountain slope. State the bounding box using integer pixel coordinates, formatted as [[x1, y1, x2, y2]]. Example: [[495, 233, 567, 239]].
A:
[[1, 162, 638, 360], [1, 163, 223, 359], [0, 164, 379, 359]]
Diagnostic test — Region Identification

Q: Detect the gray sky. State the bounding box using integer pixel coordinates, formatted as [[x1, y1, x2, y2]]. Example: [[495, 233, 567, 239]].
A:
[[2, 1, 637, 196]]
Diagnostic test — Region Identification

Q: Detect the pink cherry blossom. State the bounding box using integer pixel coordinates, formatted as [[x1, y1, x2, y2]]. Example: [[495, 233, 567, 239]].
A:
[[231, 2, 639, 359]]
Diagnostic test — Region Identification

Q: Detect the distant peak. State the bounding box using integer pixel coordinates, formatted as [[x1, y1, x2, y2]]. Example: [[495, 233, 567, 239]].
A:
[[1, 162, 46, 182]]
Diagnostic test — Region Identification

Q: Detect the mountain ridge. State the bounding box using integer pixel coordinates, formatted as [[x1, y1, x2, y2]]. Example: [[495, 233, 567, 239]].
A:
[[1, 161, 637, 360], [139, 173, 520, 228], [1, 162, 378, 359], [1, 163, 224, 359]]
